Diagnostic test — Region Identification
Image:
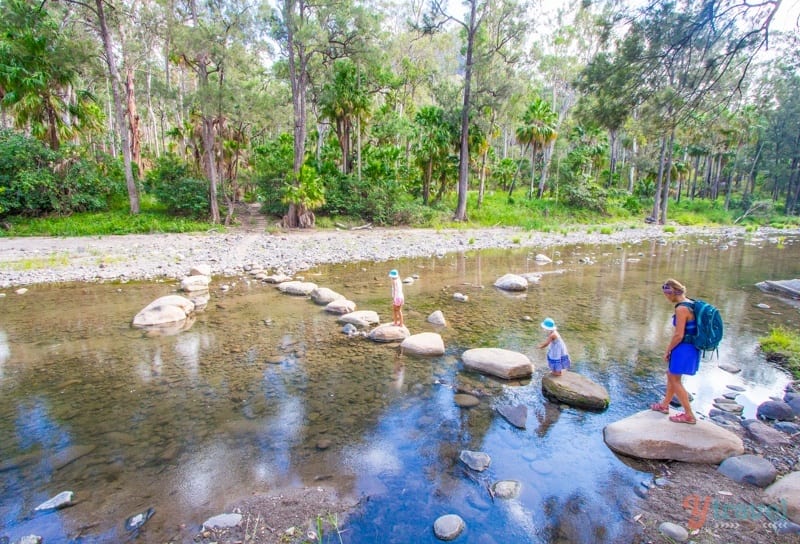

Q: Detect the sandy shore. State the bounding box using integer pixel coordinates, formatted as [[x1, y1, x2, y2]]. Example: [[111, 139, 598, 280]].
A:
[[0, 224, 770, 288]]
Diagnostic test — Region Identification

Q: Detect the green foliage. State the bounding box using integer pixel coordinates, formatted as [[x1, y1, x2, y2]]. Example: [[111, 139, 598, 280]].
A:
[[0, 195, 213, 236], [669, 198, 734, 226], [0, 130, 111, 217], [282, 164, 325, 210], [145, 154, 209, 217], [253, 133, 294, 216], [561, 180, 609, 214], [759, 327, 800, 379]]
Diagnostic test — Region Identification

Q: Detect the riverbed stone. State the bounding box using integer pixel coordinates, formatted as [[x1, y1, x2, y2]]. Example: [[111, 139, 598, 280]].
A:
[[493, 273, 528, 291], [433, 514, 464, 541], [757, 400, 796, 421], [534, 254, 552, 263], [603, 410, 744, 463], [367, 323, 409, 342], [325, 299, 356, 314], [454, 393, 480, 408], [180, 274, 210, 292], [338, 310, 380, 328], [263, 273, 293, 284], [277, 280, 317, 296], [15, 536, 42, 544], [492, 480, 521, 499], [132, 295, 195, 327], [542, 372, 609, 411], [459, 450, 491, 471], [34, 491, 74, 511], [189, 264, 212, 277], [310, 287, 344, 305], [718, 454, 777, 487], [427, 310, 447, 326], [400, 332, 444, 355], [461, 347, 533, 380], [744, 420, 791, 447], [497, 404, 527, 429], [763, 471, 800, 524], [203, 513, 243, 530], [659, 521, 688, 542]]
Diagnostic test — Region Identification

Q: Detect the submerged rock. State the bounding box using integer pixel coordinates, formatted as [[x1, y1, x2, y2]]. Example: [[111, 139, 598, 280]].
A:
[[433, 514, 465, 541], [493, 273, 528, 291], [132, 295, 194, 328], [542, 372, 609, 411], [34, 491, 74, 512], [125, 507, 155, 532]]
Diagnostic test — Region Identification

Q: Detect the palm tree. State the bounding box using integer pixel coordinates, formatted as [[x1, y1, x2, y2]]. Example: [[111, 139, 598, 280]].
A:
[[413, 106, 453, 205], [515, 97, 558, 199]]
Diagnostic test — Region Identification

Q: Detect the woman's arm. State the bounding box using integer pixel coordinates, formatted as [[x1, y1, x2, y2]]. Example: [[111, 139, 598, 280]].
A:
[[664, 305, 691, 361]]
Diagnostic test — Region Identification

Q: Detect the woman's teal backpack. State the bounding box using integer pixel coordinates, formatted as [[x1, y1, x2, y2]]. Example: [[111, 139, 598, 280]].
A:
[[679, 300, 724, 358]]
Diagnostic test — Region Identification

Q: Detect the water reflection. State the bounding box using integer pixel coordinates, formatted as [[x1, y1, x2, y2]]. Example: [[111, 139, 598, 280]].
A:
[[0, 232, 798, 543]]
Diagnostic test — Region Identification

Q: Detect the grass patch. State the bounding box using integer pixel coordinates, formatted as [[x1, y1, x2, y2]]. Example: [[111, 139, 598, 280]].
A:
[[0, 253, 71, 271], [759, 326, 800, 379]]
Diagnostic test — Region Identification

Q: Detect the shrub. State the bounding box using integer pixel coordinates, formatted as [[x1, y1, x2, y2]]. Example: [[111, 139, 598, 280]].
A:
[[145, 154, 209, 217]]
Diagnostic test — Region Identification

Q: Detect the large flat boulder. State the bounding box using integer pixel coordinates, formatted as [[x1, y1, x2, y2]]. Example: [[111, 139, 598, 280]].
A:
[[493, 273, 528, 292], [461, 348, 533, 380], [763, 471, 800, 524], [180, 275, 210, 292], [310, 287, 345, 305], [542, 372, 609, 411], [400, 332, 445, 356], [325, 299, 356, 314], [338, 310, 380, 328], [603, 410, 744, 463]]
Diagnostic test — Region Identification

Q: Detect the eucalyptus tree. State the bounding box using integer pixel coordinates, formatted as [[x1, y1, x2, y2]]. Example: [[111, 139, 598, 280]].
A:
[[420, 0, 528, 221], [270, 0, 381, 227], [0, 0, 102, 151]]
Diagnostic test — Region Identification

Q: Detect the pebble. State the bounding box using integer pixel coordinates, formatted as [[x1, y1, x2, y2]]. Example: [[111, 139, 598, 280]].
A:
[[659, 521, 689, 542]]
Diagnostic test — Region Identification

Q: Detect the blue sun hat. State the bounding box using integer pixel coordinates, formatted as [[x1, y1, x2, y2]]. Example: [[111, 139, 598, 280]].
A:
[[388, 269, 399, 279], [540, 317, 556, 331]]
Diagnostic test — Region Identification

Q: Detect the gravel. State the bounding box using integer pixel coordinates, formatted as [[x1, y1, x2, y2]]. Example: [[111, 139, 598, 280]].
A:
[[0, 224, 786, 288]]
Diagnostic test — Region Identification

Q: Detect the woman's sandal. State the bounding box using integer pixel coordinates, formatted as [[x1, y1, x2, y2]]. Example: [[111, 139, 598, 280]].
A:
[[650, 402, 669, 414], [669, 413, 696, 424]]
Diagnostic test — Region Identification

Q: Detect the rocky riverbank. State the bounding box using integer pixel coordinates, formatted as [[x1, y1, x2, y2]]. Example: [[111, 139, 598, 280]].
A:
[[0, 224, 786, 288]]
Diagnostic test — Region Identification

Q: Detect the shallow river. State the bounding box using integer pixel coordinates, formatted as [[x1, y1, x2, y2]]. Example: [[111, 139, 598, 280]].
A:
[[1, 230, 799, 543]]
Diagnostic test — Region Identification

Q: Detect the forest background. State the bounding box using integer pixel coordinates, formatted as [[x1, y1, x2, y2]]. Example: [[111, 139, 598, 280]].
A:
[[1, 0, 799, 236]]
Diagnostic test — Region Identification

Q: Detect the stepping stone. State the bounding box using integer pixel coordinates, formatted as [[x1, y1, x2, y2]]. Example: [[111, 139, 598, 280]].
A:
[[497, 404, 527, 429], [542, 372, 609, 411], [461, 348, 533, 380]]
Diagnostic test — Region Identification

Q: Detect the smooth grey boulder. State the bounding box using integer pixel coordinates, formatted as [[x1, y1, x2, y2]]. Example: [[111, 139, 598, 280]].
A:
[[461, 348, 533, 380], [325, 299, 356, 314], [757, 400, 796, 421], [764, 471, 800, 524], [277, 280, 318, 296], [368, 323, 409, 343], [400, 332, 445, 356], [203, 513, 242, 530], [263, 273, 293, 284], [542, 372, 609, 411], [493, 273, 528, 291], [338, 310, 380, 328], [744, 420, 791, 447], [433, 514, 465, 541], [310, 287, 344, 305], [718, 454, 777, 487], [603, 410, 744, 463], [180, 274, 210, 292], [427, 310, 447, 326], [132, 295, 194, 327]]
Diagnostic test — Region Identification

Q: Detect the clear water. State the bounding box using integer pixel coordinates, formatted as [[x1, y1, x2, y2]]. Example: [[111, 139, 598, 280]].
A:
[[1, 231, 798, 543]]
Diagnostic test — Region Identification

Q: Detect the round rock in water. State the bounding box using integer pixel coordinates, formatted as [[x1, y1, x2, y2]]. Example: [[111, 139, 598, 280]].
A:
[[492, 480, 521, 499], [125, 507, 155, 531], [459, 450, 491, 472], [433, 514, 465, 541], [202, 513, 243, 530], [453, 393, 480, 408]]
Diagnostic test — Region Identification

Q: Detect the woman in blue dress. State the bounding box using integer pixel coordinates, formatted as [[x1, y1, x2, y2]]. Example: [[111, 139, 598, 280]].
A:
[[651, 278, 700, 424]]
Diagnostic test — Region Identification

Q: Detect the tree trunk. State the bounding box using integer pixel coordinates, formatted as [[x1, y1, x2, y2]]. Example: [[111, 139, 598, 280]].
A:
[[659, 129, 675, 224], [95, 0, 139, 214], [528, 143, 537, 199], [126, 66, 143, 175], [453, 0, 478, 222], [538, 140, 554, 198], [628, 136, 637, 193], [477, 147, 487, 208], [651, 134, 667, 222], [608, 128, 617, 188]]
